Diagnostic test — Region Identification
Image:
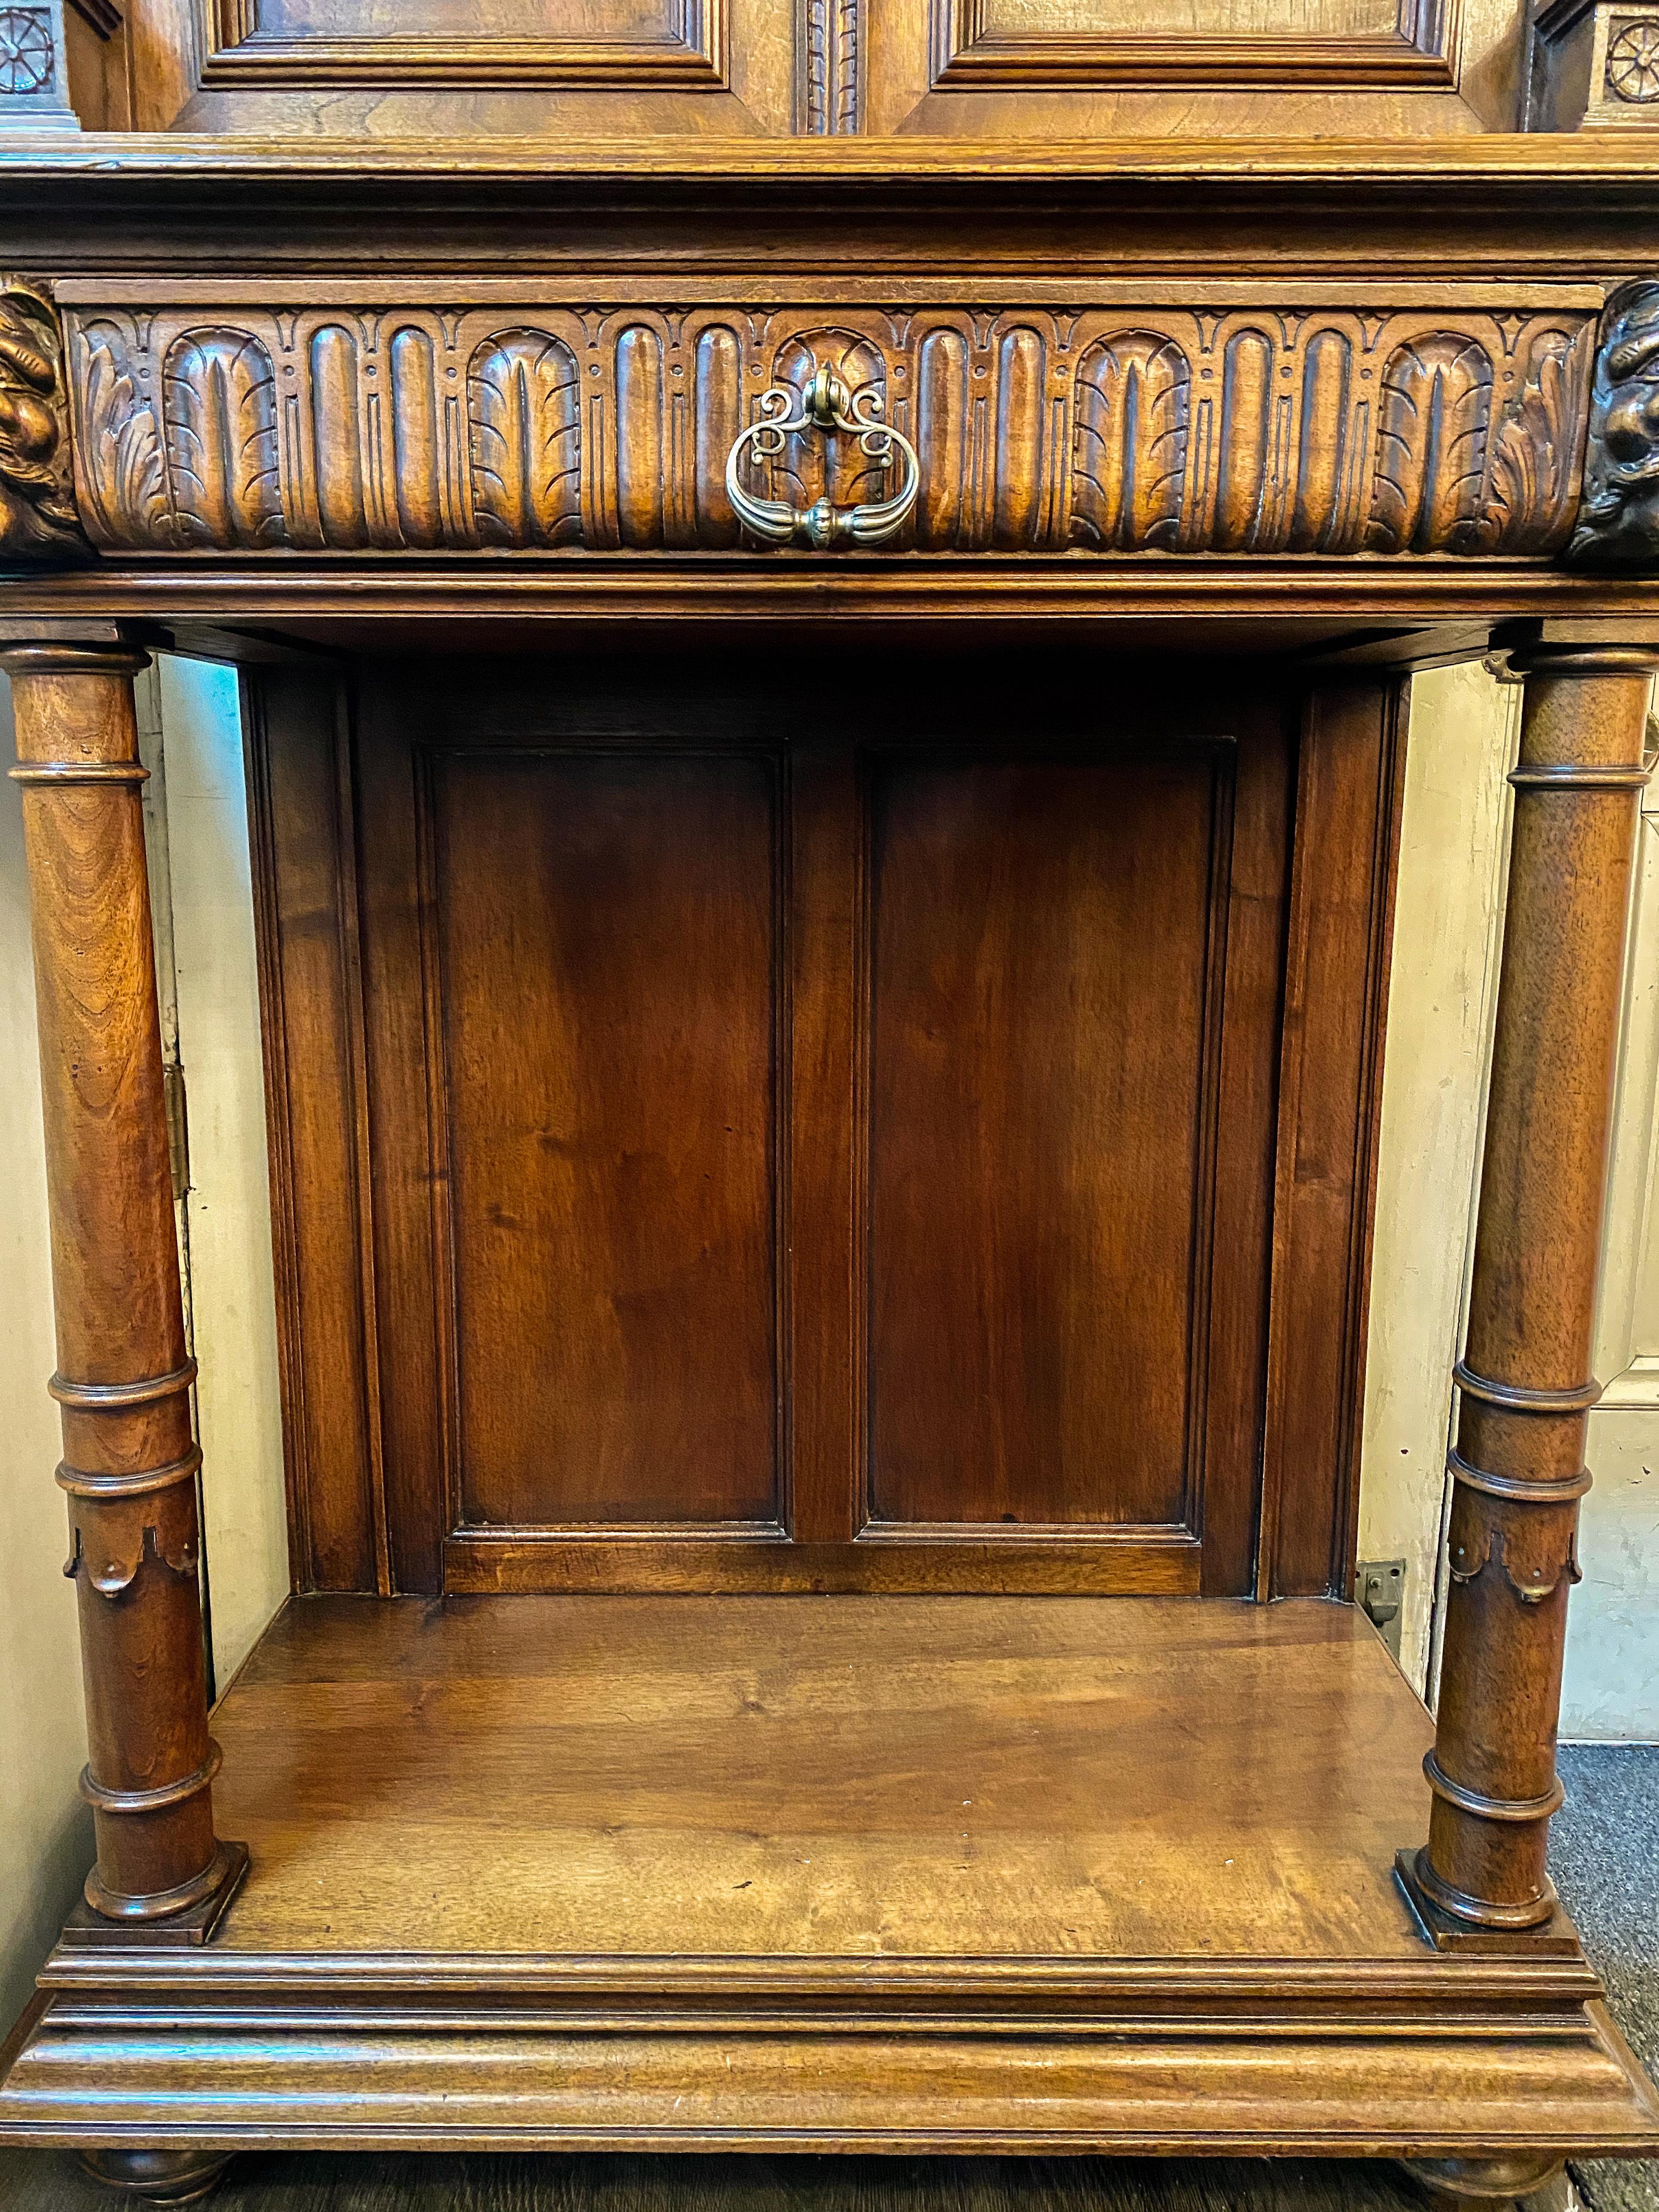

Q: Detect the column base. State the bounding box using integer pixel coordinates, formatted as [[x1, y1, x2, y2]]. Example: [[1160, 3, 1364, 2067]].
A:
[[1395, 1850, 1581, 1955], [77, 2149, 233, 2204], [63, 1843, 250, 1951]]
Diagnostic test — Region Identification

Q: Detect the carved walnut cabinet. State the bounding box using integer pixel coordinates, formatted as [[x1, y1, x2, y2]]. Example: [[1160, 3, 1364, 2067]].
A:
[[3, 0, 1659, 2199]]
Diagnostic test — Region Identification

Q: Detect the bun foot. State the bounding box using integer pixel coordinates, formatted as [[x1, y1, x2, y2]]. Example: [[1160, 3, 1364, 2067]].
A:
[[76, 2150, 233, 2203], [1402, 2158, 1574, 2210]]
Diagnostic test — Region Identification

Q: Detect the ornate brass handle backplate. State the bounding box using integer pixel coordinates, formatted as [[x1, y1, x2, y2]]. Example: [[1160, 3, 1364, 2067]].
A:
[[724, 362, 921, 550]]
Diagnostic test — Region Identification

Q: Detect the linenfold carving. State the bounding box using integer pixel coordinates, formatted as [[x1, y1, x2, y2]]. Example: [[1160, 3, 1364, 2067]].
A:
[[1570, 282, 1659, 564], [0, 277, 84, 562], [62, 301, 1600, 560]]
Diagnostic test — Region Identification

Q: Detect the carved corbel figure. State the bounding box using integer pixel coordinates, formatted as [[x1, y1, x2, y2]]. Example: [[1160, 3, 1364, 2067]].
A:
[[1570, 280, 1659, 561], [0, 275, 88, 563]]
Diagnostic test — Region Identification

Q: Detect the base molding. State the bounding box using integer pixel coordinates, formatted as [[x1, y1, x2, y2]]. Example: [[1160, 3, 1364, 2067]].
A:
[[5, 1972, 1657, 2159]]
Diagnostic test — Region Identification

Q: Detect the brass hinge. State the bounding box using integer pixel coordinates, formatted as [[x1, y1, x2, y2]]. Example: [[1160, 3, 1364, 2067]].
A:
[[163, 1062, 190, 1203]]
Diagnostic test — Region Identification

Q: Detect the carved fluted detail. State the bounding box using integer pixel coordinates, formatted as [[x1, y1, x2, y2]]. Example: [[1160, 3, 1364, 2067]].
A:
[[61, 301, 1597, 560]]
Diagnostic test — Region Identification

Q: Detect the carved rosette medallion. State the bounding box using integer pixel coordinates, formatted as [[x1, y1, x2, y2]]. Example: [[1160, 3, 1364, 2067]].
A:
[[58, 299, 1601, 561], [0, 278, 87, 563], [1608, 16, 1659, 93], [1569, 283, 1659, 562]]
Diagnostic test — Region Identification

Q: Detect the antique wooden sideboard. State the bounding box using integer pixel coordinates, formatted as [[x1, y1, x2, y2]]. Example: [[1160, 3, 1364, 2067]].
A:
[[4, 9, 1659, 2198]]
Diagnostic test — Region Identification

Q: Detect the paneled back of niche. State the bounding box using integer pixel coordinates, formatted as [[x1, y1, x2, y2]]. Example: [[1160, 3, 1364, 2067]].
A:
[[114, 0, 1524, 133]]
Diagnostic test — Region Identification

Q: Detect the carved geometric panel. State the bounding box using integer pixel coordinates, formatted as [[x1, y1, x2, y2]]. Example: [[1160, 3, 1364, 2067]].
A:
[[930, 0, 1457, 88], [66, 301, 1597, 558], [201, 0, 726, 86]]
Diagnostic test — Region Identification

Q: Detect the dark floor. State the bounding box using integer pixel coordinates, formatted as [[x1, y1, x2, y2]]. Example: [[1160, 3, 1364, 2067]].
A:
[[0, 1745, 1652, 2212]]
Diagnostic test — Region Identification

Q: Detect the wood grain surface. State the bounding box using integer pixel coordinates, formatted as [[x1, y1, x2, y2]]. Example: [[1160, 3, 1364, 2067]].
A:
[[195, 1591, 1440, 1962]]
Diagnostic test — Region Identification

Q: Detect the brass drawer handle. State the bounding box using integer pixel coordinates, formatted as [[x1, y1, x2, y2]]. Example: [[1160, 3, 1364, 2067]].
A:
[[725, 362, 920, 550]]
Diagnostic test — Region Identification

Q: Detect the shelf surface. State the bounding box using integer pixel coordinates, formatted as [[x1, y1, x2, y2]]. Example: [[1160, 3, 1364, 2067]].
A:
[[204, 1592, 1435, 1963]]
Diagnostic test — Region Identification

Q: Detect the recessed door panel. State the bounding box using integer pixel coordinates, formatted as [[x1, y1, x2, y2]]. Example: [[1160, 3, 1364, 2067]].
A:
[[865, 744, 1229, 1532], [425, 745, 782, 1531], [280, 656, 1393, 1596]]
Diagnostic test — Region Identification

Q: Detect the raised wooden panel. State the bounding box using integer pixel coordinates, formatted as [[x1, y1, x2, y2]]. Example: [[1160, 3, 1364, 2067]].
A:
[[928, 0, 1456, 89], [260, 656, 1398, 1599], [201, 0, 728, 86], [865, 742, 1229, 1535], [422, 744, 783, 1532]]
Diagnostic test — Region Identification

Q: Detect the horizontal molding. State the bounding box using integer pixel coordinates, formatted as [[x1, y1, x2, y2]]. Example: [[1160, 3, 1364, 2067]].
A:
[[930, 0, 1459, 89], [443, 1532, 1201, 1593], [63, 300, 1596, 561], [1594, 1353, 1659, 1409], [200, 0, 725, 87], [198, 32, 726, 89]]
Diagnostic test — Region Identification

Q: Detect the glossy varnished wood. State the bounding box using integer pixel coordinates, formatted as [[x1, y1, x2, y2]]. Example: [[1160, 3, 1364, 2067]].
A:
[[1, 637, 240, 1929], [1409, 639, 1659, 1936], [3, 1592, 1657, 2159], [185, 1593, 1434, 1961]]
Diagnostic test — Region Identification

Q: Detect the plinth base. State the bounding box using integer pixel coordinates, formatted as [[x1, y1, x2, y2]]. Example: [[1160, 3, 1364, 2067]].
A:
[[3, 1595, 1657, 2162]]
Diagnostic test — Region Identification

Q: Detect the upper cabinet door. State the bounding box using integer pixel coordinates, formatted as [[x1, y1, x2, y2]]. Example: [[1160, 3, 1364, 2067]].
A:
[[138, 0, 1522, 129], [862, 0, 1522, 131], [163, 0, 793, 130]]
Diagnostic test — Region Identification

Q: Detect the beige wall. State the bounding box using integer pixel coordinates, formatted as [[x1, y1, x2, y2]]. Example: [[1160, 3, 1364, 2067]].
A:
[[153, 658, 290, 1692]]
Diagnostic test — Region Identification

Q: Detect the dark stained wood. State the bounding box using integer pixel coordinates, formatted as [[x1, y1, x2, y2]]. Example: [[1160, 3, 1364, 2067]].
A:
[[425, 742, 782, 1530], [864, 738, 1229, 1534], [1, 637, 240, 1927], [59, 298, 1595, 565], [1408, 636, 1659, 1936], [284, 654, 1352, 1596], [1260, 678, 1406, 1601], [244, 667, 387, 1596]]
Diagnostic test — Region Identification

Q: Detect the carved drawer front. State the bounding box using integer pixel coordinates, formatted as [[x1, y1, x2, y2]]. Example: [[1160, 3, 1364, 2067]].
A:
[[65, 300, 1596, 558]]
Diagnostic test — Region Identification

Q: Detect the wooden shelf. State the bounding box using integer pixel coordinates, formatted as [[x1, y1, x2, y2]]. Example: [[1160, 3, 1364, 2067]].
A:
[[2, 1592, 1657, 2158]]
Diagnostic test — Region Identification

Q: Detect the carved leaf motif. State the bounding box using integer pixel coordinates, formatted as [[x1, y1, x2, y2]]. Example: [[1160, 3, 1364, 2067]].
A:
[[1364, 332, 1494, 555], [163, 326, 285, 550], [1476, 325, 1592, 555], [1070, 331, 1189, 550], [467, 329, 582, 549], [76, 320, 170, 549]]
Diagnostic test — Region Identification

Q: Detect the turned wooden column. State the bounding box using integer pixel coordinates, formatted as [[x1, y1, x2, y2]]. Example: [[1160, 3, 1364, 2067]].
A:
[[1410, 639, 1656, 1932], [5, 638, 244, 1928]]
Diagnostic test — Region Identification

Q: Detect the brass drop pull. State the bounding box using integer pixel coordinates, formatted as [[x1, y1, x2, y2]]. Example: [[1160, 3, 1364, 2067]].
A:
[[724, 362, 920, 550]]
